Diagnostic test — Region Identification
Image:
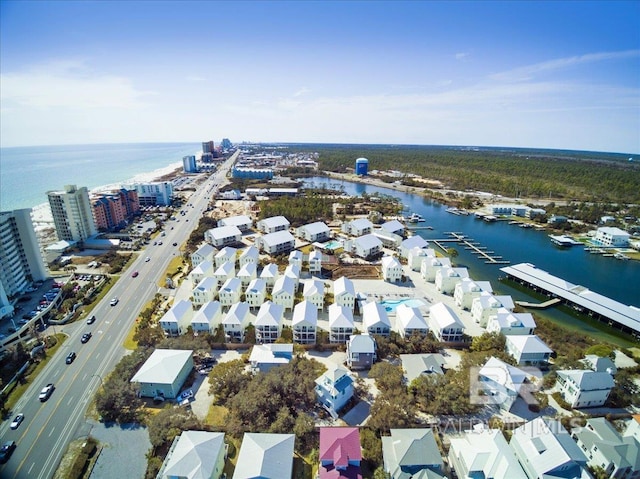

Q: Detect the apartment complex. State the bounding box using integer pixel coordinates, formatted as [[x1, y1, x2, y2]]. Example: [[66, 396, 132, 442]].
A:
[[47, 184, 97, 242], [92, 188, 140, 230]]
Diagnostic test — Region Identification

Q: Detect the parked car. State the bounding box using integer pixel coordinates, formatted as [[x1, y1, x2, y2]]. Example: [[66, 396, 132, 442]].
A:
[[66, 352, 76, 364], [10, 413, 24, 430], [39, 383, 54, 401], [0, 441, 16, 463]]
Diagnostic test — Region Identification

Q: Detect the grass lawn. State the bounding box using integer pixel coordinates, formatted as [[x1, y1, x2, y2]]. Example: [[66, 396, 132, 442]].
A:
[[204, 405, 229, 427]]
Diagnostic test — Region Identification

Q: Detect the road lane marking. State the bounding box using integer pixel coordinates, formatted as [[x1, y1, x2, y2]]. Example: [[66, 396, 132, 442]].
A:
[[67, 397, 74, 406], [48, 426, 56, 437], [28, 462, 35, 474]]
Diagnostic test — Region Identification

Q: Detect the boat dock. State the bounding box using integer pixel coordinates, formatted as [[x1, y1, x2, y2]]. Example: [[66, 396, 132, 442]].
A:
[[431, 232, 510, 265], [515, 298, 561, 309]]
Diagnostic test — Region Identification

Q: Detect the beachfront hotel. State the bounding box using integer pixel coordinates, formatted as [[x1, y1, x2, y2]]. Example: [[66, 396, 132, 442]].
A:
[[0, 209, 49, 319], [47, 184, 97, 242]]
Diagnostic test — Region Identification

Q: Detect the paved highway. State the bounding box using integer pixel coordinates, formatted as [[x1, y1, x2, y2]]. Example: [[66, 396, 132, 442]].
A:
[[0, 153, 236, 479]]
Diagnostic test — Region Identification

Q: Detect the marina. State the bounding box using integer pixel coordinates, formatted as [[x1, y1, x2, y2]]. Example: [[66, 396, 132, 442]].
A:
[[431, 232, 510, 265]]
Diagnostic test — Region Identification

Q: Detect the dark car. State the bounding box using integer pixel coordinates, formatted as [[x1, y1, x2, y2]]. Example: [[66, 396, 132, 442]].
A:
[[87, 315, 96, 325], [0, 441, 16, 463], [81, 332, 92, 343], [66, 352, 76, 364], [10, 414, 24, 430], [172, 242, 178, 246], [131, 271, 139, 278]]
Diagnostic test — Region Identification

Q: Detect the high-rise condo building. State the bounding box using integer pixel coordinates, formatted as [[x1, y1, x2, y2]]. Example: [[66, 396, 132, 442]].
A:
[[202, 141, 215, 154], [132, 181, 173, 206], [47, 185, 98, 242], [0, 209, 49, 319], [183, 155, 198, 173]]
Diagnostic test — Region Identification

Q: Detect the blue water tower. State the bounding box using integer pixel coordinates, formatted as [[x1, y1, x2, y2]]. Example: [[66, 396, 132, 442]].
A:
[[355, 157, 369, 176]]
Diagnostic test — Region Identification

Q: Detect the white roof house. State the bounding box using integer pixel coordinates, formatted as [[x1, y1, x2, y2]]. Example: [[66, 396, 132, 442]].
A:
[[192, 276, 218, 306], [380, 219, 405, 236], [190, 243, 216, 268], [222, 301, 250, 342], [395, 303, 428, 338], [272, 275, 296, 310], [353, 233, 383, 259], [580, 354, 617, 375], [237, 262, 257, 287], [373, 229, 403, 249], [288, 250, 303, 267], [238, 245, 259, 266], [401, 235, 429, 258], [254, 301, 284, 344], [296, 221, 331, 242], [428, 302, 465, 342], [158, 430, 225, 479], [486, 311, 536, 336], [505, 334, 553, 365], [556, 369, 615, 408], [454, 278, 494, 310], [214, 246, 237, 268], [159, 299, 194, 336], [381, 255, 403, 283], [257, 215, 290, 234], [333, 276, 356, 310], [191, 301, 222, 334], [471, 293, 515, 327], [315, 365, 355, 418], [328, 303, 355, 344], [435, 266, 469, 294], [308, 250, 323, 273], [233, 433, 295, 479], [510, 418, 590, 479], [213, 261, 235, 285], [408, 246, 435, 271], [400, 354, 445, 383], [218, 277, 242, 307], [190, 260, 215, 286], [258, 230, 295, 255], [205, 225, 242, 248], [292, 300, 317, 344], [249, 343, 293, 373], [303, 279, 325, 310], [347, 333, 377, 370], [217, 214, 252, 231], [259, 263, 279, 288], [421, 256, 451, 282], [363, 301, 391, 336], [343, 218, 373, 237], [131, 349, 194, 399], [595, 226, 630, 247], [284, 263, 301, 289], [448, 428, 527, 479], [245, 278, 267, 308], [477, 356, 531, 411]]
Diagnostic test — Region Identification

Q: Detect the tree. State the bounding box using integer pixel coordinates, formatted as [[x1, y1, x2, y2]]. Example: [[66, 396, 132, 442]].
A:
[[368, 362, 405, 393], [360, 427, 383, 467], [208, 359, 250, 405], [470, 332, 506, 353], [147, 407, 202, 448]]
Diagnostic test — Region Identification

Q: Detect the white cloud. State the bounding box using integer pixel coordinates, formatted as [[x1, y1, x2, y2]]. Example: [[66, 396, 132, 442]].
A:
[[186, 75, 206, 82], [293, 87, 310, 97], [455, 52, 470, 60]]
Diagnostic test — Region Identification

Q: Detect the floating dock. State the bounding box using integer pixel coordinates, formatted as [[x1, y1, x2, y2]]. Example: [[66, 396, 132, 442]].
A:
[[431, 232, 510, 265]]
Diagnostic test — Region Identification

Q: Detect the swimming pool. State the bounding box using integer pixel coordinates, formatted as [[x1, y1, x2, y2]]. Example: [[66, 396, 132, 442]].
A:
[[379, 298, 427, 312], [323, 240, 343, 250]]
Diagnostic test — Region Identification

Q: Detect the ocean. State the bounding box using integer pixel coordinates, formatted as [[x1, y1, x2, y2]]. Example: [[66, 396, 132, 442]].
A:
[[0, 142, 200, 211]]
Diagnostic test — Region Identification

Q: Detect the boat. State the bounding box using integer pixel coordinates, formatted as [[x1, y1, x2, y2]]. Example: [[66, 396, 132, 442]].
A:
[[549, 234, 581, 247], [614, 252, 630, 260], [483, 215, 497, 222], [408, 213, 425, 223]]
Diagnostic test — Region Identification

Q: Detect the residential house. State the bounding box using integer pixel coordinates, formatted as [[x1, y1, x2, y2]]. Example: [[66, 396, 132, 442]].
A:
[[238, 245, 259, 267], [319, 427, 362, 479], [213, 261, 235, 286], [249, 343, 293, 373], [381, 219, 405, 236], [190, 243, 216, 268], [505, 335, 553, 366], [303, 279, 325, 310], [395, 304, 428, 339], [476, 357, 531, 411], [400, 235, 429, 258], [420, 256, 451, 282], [407, 246, 435, 271], [258, 230, 295, 255], [556, 369, 615, 408], [192, 277, 218, 306], [363, 301, 391, 337], [257, 215, 290, 234], [218, 277, 242, 307], [288, 250, 303, 268], [222, 302, 250, 342], [580, 355, 617, 375], [624, 415, 640, 442], [400, 354, 445, 383], [190, 301, 221, 334], [296, 221, 331, 243], [510, 417, 590, 479], [245, 278, 267, 309], [353, 234, 383, 259], [373, 229, 402, 249], [486, 311, 537, 336], [218, 215, 252, 232], [454, 278, 494, 310], [233, 433, 295, 479], [190, 260, 215, 286], [381, 255, 403, 283], [435, 266, 469, 295], [572, 417, 640, 479], [284, 263, 301, 289], [448, 428, 527, 479], [428, 302, 465, 342], [343, 218, 373, 237], [158, 430, 225, 479], [382, 428, 445, 479], [595, 226, 630, 247], [214, 246, 237, 268], [259, 263, 279, 291], [471, 293, 515, 327], [328, 303, 355, 344], [237, 262, 257, 287], [347, 334, 377, 370], [333, 276, 356, 311], [272, 276, 296, 310], [315, 365, 355, 418], [159, 300, 194, 336], [254, 301, 283, 343], [292, 300, 317, 344], [308, 250, 323, 273], [204, 225, 242, 248], [131, 349, 193, 399]]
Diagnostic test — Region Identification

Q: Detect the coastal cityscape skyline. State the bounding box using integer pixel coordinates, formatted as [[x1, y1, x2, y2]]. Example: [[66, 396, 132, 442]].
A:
[[1, 1, 639, 153]]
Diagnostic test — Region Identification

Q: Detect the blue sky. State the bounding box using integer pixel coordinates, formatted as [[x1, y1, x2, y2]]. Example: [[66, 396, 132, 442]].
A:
[[1, 1, 638, 153]]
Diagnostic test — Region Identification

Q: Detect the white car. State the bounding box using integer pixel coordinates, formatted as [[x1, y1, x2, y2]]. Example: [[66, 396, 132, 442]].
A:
[[109, 297, 118, 306], [145, 257, 150, 262]]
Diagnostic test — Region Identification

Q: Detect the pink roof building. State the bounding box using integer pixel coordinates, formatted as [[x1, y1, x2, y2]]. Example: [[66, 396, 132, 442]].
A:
[[319, 427, 362, 479]]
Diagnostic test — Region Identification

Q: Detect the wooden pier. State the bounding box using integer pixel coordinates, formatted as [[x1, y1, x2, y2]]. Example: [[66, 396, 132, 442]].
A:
[[432, 232, 510, 265], [515, 298, 561, 309]]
